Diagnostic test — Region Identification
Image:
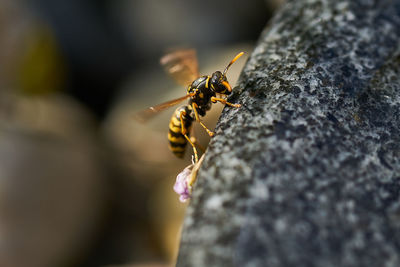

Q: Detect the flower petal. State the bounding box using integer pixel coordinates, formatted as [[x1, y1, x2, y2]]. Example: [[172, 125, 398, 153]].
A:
[[174, 165, 193, 201]]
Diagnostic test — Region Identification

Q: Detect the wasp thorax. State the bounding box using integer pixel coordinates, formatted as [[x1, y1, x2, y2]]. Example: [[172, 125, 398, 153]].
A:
[[210, 71, 232, 95]]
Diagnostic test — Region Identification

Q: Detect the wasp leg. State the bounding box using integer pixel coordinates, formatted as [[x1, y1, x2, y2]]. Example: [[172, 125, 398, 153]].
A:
[[188, 154, 205, 187], [189, 126, 206, 153], [190, 136, 206, 153], [192, 103, 215, 137], [180, 111, 198, 163], [211, 96, 241, 108]]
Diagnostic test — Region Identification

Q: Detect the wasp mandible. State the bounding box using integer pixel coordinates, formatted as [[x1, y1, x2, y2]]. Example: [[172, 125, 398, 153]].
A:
[[136, 49, 244, 163]]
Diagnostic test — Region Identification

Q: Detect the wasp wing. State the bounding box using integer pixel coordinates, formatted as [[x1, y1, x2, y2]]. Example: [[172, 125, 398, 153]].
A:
[[160, 49, 200, 86], [134, 94, 192, 123]]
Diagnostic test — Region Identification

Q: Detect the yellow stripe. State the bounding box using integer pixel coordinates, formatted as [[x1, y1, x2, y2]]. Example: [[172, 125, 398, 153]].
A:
[[169, 123, 181, 133], [171, 116, 181, 126], [205, 76, 210, 88], [168, 133, 186, 144], [221, 81, 232, 92], [168, 144, 185, 152]]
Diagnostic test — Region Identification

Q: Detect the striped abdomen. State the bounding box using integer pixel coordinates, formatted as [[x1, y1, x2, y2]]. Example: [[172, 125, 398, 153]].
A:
[[168, 106, 193, 158]]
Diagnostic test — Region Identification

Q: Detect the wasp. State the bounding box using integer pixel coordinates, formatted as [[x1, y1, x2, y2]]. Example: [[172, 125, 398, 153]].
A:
[[136, 49, 244, 163]]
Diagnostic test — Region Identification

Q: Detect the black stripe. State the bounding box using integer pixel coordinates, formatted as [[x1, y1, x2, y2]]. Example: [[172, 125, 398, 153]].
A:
[[185, 120, 193, 128], [169, 129, 183, 137], [169, 141, 187, 148]]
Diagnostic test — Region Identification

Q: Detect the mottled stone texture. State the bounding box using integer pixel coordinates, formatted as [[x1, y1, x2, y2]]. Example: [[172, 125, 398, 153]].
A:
[[176, 0, 400, 266]]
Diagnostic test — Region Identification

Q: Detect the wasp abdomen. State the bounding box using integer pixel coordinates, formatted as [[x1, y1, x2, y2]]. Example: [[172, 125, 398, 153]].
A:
[[168, 106, 193, 158]]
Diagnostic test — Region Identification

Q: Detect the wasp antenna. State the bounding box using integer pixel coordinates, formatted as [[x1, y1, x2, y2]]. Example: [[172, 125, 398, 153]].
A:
[[223, 51, 245, 76]]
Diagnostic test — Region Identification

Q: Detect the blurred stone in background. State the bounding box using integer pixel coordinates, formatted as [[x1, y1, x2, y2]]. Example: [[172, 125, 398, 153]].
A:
[[0, 1, 66, 95], [0, 0, 283, 266], [0, 94, 106, 267]]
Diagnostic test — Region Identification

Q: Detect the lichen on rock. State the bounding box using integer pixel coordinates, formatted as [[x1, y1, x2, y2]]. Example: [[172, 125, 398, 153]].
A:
[[177, 0, 400, 266]]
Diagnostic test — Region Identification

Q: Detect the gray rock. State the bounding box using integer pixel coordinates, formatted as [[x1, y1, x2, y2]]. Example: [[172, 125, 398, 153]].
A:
[[176, 0, 400, 266]]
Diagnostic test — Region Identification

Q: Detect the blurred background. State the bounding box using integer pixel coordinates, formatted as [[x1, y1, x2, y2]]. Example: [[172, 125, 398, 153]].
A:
[[0, 0, 283, 266]]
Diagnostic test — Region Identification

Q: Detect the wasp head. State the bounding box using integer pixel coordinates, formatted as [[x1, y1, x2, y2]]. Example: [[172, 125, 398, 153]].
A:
[[210, 71, 232, 95], [209, 52, 244, 95]]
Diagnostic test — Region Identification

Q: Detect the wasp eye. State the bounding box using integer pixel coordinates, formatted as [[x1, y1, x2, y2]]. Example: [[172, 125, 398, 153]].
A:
[[211, 71, 222, 84]]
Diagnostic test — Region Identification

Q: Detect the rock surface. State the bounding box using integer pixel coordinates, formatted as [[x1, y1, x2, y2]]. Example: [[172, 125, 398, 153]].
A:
[[176, 0, 400, 266]]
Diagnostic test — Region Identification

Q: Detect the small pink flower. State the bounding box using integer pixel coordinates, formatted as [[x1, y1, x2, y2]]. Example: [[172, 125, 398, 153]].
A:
[[173, 165, 193, 202], [173, 154, 205, 203]]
